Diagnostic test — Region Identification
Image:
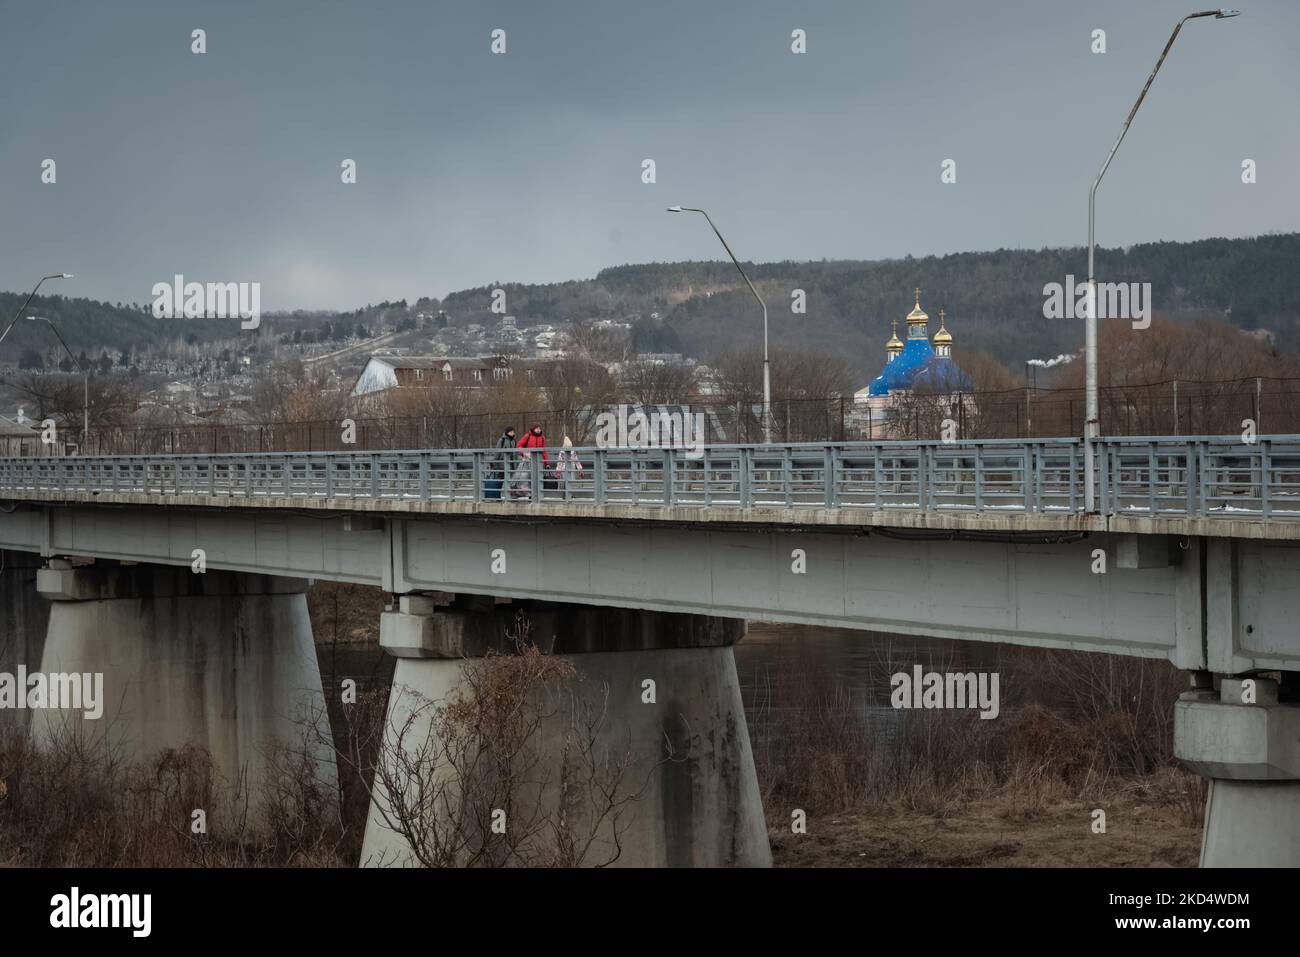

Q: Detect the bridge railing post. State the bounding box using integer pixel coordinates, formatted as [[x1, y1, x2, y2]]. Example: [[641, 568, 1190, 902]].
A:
[[1148, 442, 1157, 515], [872, 446, 882, 510], [917, 444, 928, 510], [824, 447, 836, 508], [1096, 441, 1107, 515], [701, 448, 712, 507], [663, 448, 674, 506], [1026, 444, 1038, 512], [1261, 440, 1272, 518], [1198, 441, 1209, 515], [1110, 441, 1121, 516], [594, 448, 606, 504], [778, 448, 788, 507], [739, 447, 752, 508]]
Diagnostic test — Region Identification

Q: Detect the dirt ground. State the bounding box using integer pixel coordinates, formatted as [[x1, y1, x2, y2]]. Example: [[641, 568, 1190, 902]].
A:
[[770, 796, 1202, 868]]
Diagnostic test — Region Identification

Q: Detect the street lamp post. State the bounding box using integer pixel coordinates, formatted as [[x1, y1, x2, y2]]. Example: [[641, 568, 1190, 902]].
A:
[[0, 272, 73, 348], [667, 205, 771, 443], [29, 316, 89, 443], [1084, 10, 1237, 512]]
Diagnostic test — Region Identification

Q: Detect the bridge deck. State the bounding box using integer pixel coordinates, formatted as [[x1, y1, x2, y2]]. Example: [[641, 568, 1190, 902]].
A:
[[2, 436, 1299, 539]]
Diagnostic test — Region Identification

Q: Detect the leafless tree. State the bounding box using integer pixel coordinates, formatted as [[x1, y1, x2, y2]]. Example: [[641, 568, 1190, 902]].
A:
[[618, 358, 698, 407], [352, 633, 657, 868], [567, 320, 632, 365]]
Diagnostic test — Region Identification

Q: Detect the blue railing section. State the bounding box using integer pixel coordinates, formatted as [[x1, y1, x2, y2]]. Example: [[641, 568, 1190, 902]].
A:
[[1, 436, 1298, 519]]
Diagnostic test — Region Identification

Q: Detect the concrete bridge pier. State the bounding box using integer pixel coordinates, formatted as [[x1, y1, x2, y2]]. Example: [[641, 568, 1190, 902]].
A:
[[1175, 673, 1300, 867], [32, 560, 337, 815], [361, 596, 771, 867], [0, 549, 50, 732]]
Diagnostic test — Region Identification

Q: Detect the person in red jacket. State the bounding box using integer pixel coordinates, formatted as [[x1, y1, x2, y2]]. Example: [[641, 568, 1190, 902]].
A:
[[510, 423, 549, 497]]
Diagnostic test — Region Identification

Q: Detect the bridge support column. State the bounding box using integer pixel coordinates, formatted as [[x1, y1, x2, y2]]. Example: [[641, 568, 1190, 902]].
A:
[[1175, 674, 1300, 867], [361, 597, 771, 867], [0, 550, 50, 732], [32, 560, 336, 816]]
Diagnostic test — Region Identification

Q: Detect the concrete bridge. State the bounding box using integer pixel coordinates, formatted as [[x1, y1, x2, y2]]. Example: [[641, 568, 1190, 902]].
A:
[[1, 436, 1298, 866]]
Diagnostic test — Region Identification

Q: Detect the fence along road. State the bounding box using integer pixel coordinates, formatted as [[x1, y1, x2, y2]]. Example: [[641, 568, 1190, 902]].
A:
[[2, 436, 1299, 539]]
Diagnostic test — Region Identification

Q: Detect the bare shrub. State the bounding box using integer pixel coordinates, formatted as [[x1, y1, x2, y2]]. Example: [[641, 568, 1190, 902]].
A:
[[362, 639, 652, 867]]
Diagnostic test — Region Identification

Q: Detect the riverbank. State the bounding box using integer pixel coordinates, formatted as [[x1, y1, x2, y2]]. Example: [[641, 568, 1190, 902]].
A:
[[769, 792, 1201, 867]]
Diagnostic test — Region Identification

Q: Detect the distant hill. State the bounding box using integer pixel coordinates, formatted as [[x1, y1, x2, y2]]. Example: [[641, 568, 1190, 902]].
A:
[[441, 233, 1300, 365], [0, 293, 254, 362], [4, 233, 1297, 369]]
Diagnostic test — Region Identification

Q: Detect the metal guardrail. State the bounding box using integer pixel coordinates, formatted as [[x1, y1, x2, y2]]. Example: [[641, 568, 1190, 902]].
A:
[[1, 437, 1299, 519]]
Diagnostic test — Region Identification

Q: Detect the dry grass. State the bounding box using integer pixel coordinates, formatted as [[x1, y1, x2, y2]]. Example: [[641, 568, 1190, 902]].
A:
[[0, 719, 348, 867], [769, 794, 1201, 868], [750, 643, 1206, 865]]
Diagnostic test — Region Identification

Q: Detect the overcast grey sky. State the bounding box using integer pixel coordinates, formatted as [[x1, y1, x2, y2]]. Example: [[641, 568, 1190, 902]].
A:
[[1, 0, 1295, 310]]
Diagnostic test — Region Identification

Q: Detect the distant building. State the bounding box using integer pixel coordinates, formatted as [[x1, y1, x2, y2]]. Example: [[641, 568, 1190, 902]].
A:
[[126, 405, 207, 428], [350, 354, 558, 398], [0, 414, 43, 456], [855, 290, 973, 437]]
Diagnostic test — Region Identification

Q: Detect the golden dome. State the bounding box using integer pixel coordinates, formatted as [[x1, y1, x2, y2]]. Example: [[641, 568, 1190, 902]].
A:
[[886, 318, 903, 351], [906, 286, 928, 325], [933, 309, 952, 344]]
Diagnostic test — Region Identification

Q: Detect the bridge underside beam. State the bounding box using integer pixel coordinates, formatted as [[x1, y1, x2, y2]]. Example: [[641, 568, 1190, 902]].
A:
[[391, 519, 1202, 662], [4, 503, 1300, 671]]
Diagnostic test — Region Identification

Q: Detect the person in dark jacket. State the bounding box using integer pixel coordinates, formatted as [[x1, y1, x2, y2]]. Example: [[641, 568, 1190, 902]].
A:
[[510, 423, 548, 497], [486, 426, 515, 499]]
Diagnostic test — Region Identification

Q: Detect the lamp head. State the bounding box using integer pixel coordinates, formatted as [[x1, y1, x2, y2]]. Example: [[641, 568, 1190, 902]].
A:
[[1215, 9, 1241, 17], [666, 205, 684, 213]]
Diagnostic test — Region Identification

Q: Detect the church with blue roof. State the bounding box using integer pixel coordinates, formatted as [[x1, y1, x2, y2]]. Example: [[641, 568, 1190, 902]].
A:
[[854, 289, 973, 433], [858, 289, 972, 397]]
